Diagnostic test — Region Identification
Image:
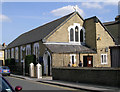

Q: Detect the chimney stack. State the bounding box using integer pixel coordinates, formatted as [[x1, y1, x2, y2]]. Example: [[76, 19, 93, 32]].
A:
[[2, 43, 5, 47], [115, 15, 120, 21]]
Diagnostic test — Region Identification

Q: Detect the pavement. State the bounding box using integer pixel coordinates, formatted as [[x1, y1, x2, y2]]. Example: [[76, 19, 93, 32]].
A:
[[10, 74, 120, 92]]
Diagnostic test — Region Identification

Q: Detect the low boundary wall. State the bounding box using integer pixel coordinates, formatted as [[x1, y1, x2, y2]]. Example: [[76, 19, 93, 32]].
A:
[[52, 67, 120, 87]]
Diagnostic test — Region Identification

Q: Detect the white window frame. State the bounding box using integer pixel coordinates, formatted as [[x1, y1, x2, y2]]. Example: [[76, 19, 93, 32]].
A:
[[70, 28, 74, 42], [70, 54, 76, 65], [5, 50, 7, 59], [68, 23, 85, 45], [15, 47, 19, 59], [11, 48, 14, 58], [0, 52, 3, 58], [101, 54, 107, 64], [8, 49, 10, 58], [33, 42, 39, 58], [20, 46, 23, 60], [26, 44, 31, 55]]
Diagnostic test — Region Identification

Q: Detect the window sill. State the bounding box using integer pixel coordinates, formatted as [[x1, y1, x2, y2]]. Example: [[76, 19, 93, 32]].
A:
[[101, 63, 108, 65]]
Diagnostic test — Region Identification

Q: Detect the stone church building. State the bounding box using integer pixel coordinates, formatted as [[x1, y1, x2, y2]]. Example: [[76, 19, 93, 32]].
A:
[[104, 15, 120, 68], [5, 12, 115, 75]]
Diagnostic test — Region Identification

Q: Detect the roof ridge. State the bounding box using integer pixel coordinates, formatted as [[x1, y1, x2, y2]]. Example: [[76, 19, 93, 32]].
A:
[[85, 16, 115, 42], [43, 12, 77, 40], [7, 12, 76, 48], [24, 12, 75, 35]]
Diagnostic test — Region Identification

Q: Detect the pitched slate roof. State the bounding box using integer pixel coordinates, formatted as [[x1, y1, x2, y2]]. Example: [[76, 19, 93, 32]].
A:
[[45, 44, 96, 54], [103, 16, 120, 44], [7, 12, 83, 49], [103, 15, 120, 26], [103, 21, 119, 26]]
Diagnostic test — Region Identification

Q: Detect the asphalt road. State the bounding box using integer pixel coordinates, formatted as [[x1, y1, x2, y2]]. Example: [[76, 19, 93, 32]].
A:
[[4, 76, 90, 92]]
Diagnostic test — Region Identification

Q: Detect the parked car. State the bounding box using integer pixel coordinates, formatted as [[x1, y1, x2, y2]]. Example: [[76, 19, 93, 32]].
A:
[[0, 66, 10, 76], [0, 74, 22, 92]]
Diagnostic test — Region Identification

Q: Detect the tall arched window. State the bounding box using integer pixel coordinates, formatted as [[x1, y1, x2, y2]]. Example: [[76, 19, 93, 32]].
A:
[[75, 26, 79, 42], [20, 46, 23, 60], [5, 50, 7, 59], [68, 23, 85, 44], [36, 46, 39, 58], [80, 29, 83, 42], [33, 42, 39, 60], [15, 47, 19, 60], [70, 28, 74, 41], [26, 45, 31, 55], [11, 48, 14, 58]]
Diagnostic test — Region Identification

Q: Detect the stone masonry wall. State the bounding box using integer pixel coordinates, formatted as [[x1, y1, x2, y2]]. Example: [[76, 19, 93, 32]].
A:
[[84, 18, 96, 50], [46, 14, 84, 42], [95, 22, 115, 67], [52, 53, 80, 67], [52, 67, 120, 87]]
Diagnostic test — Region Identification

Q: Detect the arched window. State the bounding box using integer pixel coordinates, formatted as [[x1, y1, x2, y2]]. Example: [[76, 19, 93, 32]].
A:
[[80, 29, 83, 42], [26, 45, 31, 55], [5, 50, 7, 59], [70, 28, 74, 41], [11, 48, 14, 58], [36, 46, 39, 58], [20, 46, 23, 60], [15, 47, 18, 59], [75, 26, 79, 42], [68, 23, 85, 44], [33, 43, 39, 56], [35, 47, 37, 56]]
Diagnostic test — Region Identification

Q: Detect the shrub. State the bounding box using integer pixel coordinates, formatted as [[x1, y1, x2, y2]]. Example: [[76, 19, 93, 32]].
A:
[[5, 58, 15, 66], [25, 55, 36, 75], [5, 58, 16, 74]]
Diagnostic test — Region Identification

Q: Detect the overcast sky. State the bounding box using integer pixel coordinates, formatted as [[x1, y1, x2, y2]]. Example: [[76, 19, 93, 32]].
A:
[[1, 1, 120, 45]]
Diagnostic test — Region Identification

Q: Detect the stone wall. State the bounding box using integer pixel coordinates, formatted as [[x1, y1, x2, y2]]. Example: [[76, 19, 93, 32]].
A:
[[84, 18, 96, 50], [52, 53, 80, 67], [52, 67, 120, 87], [95, 21, 115, 67], [46, 14, 84, 42]]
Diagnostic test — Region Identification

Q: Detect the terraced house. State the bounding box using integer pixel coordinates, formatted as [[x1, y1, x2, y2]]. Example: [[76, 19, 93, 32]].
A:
[[5, 11, 115, 76], [0, 43, 6, 66]]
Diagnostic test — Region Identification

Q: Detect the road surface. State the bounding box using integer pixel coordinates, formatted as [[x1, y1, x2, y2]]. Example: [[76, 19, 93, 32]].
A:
[[4, 76, 90, 92]]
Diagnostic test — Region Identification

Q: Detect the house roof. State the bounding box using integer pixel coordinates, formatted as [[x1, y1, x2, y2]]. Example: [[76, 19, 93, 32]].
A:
[[103, 16, 120, 44], [103, 15, 120, 26], [0, 44, 6, 50], [45, 44, 96, 54], [7, 12, 83, 49], [103, 21, 120, 26]]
